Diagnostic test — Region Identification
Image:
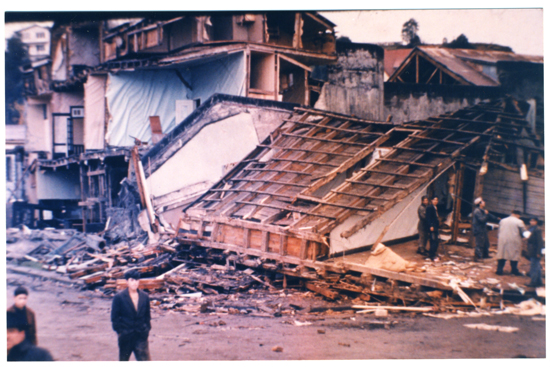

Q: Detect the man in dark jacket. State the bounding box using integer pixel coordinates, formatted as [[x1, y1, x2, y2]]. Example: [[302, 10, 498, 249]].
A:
[[7, 286, 38, 346], [525, 217, 544, 287], [425, 196, 440, 261], [7, 311, 53, 361], [111, 270, 152, 361], [472, 197, 499, 261], [416, 196, 429, 255]]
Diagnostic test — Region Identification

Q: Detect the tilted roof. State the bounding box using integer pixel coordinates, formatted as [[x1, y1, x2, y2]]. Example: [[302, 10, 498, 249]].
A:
[[183, 97, 542, 244]]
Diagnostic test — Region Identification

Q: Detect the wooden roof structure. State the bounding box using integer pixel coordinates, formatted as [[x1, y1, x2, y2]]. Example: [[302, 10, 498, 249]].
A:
[[388, 46, 543, 86], [177, 97, 542, 268]]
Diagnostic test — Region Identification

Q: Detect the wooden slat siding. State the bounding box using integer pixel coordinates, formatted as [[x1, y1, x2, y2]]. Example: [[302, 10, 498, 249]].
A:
[[243, 228, 251, 249], [261, 231, 269, 252], [300, 238, 309, 260], [279, 235, 287, 256], [286, 236, 302, 257], [268, 233, 281, 253], [211, 222, 219, 242], [249, 229, 263, 250], [197, 220, 205, 238], [220, 225, 245, 247]]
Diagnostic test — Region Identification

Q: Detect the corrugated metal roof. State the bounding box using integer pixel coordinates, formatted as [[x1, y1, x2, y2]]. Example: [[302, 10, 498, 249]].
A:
[[416, 46, 543, 87]]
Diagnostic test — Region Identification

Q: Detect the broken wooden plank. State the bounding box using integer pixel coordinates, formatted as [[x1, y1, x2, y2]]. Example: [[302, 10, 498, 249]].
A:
[[352, 305, 434, 312], [305, 282, 338, 300]]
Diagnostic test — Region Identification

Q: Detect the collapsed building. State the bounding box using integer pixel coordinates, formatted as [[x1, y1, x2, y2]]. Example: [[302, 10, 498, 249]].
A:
[[176, 97, 544, 276], [5, 12, 544, 313]]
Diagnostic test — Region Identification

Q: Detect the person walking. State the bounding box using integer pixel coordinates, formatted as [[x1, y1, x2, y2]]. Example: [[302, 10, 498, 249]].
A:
[[472, 197, 499, 261], [496, 210, 527, 275], [7, 312, 53, 361], [425, 196, 440, 261], [7, 286, 37, 346], [525, 217, 544, 287], [111, 270, 152, 361], [416, 196, 429, 256]]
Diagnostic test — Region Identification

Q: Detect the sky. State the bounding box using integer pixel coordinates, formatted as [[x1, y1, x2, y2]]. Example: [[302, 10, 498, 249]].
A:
[[321, 9, 543, 56], [3, 5, 544, 57]]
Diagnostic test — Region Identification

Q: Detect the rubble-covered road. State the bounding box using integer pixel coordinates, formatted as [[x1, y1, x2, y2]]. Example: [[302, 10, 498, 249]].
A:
[[6, 270, 545, 361]]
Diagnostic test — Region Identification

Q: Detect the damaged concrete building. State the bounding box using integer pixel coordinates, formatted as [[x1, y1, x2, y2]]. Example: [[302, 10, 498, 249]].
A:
[[11, 12, 338, 229]]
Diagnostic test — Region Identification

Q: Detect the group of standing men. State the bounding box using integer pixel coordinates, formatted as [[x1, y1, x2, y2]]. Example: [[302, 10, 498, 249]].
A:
[[417, 195, 544, 287], [7, 270, 152, 361]]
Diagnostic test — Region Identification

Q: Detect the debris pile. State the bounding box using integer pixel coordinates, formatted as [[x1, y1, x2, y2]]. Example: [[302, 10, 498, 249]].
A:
[[6, 225, 545, 318]]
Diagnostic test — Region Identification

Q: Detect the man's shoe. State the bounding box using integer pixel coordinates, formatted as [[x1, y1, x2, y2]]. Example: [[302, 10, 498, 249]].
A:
[[483, 255, 492, 259], [495, 270, 503, 275], [511, 271, 524, 276]]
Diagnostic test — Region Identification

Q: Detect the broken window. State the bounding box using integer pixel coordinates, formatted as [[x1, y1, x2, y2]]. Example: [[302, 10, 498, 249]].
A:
[[249, 52, 275, 96], [206, 14, 233, 41], [266, 12, 296, 47]]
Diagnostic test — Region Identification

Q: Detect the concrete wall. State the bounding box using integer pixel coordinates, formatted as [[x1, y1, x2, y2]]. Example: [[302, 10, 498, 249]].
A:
[[146, 112, 260, 198], [315, 43, 384, 120], [384, 83, 502, 123]]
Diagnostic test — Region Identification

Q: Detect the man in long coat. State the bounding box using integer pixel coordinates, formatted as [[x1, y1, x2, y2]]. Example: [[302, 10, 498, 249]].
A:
[[111, 270, 151, 361], [496, 210, 527, 275], [472, 197, 499, 261]]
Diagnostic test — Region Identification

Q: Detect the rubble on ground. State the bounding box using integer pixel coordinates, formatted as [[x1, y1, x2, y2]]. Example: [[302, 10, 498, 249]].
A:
[[6, 225, 545, 319]]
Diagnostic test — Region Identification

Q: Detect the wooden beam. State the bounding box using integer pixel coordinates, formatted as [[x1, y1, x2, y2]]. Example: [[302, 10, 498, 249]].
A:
[[411, 136, 467, 146], [281, 132, 370, 146], [228, 178, 309, 187], [243, 168, 312, 176], [257, 144, 355, 157], [282, 119, 384, 136], [210, 188, 295, 199], [394, 147, 451, 156], [344, 180, 408, 190], [235, 201, 337, 219], [361, 169, 426, 178], [375, 158, 438, 168], [329, 190, 393, 201], [305, 282, 338, 300], [296, 194, 377, 212], [271, 157, 341, 167]]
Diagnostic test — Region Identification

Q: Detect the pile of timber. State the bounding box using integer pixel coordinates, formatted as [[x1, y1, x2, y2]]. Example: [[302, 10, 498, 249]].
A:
[[6, 226, 542, 316]]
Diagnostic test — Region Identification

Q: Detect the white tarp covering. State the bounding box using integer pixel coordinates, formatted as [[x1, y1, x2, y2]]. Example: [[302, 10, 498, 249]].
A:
[[84, 75, 107, 150], [105, 52, 246, 147]]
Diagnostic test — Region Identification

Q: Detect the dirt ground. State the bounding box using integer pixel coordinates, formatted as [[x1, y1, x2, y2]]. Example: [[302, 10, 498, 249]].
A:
[[6, 268, 546, 361]]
